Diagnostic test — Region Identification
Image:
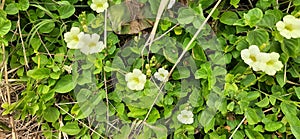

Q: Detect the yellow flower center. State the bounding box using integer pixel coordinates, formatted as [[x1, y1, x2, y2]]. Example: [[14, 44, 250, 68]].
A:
[[266, 60, 275, 66], [88, 42, 96, 48], [182, 114, 188, 118], [132, 77, 140, 83], [250, 55, 256, 62], [284, 24, 293, 31], [96, 3, 103, 8]]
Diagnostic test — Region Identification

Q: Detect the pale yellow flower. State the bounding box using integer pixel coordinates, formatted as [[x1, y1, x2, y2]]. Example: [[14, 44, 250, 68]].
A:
[[154, 68, 169, 82], [276, 15, 300, 39], [125, 69, 147, 91], [77, 33, 105, 55], [90, 0, 109, 13], [177, 110, 194, 124], [259, 52, 283, 76], [241, 45, 261, 71], [64, 27, 82, 49]]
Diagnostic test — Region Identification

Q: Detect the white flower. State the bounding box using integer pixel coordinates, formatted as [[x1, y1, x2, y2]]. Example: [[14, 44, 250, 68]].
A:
[[241, 45, 262, 71], [167, 0, 176, 9], [177, 110, 194, 124], [77, 33, 105, 55], [64, 27, 82, 49], [259, 52, 283, 76], [90, 0, 109, 13], [276, 15, 300, 39], [125, 69, 147, 91], [154, 68, 169, 82]]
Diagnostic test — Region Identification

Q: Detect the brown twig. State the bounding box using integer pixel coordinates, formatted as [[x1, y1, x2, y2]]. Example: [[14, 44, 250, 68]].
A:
[[0, 0, 5, 10], [2, 43, 17, 139], [17, 13, 29, 68]]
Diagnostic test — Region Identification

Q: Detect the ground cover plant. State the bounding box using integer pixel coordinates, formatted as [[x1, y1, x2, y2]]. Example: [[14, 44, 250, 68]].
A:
[[0, 0, 300, 138]]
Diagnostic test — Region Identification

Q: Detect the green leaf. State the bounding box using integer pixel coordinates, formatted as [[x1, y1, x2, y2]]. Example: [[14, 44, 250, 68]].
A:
[[245, 91, 261, 101], [220, 11, 239, 25], [195, 63, 212, 79], [57, 2, 75, 19], [28, 104, 39, 115], [146, 108, 160, 124], [230, 0, 240, 8], [281, 38, 300, 58], [27, 68, 51, 80], [243, 8, 263, 27], [54, 75, 76, 93], [77, 70, 92, 85], [39, 22, 55, 33], [5, 3, 19, 15], [32, 55, 50, 65], [114, 125, 130, 139], [189, 88, 201, 107], [256, 0, 275, 9], [245, 129, 265, 139], [276, 72, 285, 87], [163, 45, 178, 64], [76, 101, 94, 119], [199, 108, 215, 129], [192, 44, 207, 61], [258, 10, 282, 27], [199, 0, 215, 9], [227, 101, 235, 111], [294, 0, 300, 6], [255, 97, 269, 107], [240, 74, 256, 87], [18, 0, 29, 11], [280, 102, 300, 138], [246, 29, 269, 47], [245, 108, 260, 125], [172, 66, 190, 80], [60, 122, 81, 135], [30, 37, 42, 51], [0, 18, 11, 36], [148, 0, 160, 13], [43, 107, 60, 123], [294, 86, 300, 100], [177, 8, 195, 24], [265, 121, 282, 132], [127, 106, 147, 118], [151, 124, 167, 139]]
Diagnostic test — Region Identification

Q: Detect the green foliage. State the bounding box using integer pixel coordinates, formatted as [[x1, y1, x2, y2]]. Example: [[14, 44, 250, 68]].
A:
[[1, 0, 300, 138]]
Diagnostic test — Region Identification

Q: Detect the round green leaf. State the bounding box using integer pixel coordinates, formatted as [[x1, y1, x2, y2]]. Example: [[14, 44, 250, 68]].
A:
[[43, 107, 60, 123], [177, 8, 195, 24], [27, 68, 51, 80], [246, 29, 269, 47], [281, 38, 300, 58], [58, 3, 75, 19], [265, 122, 282, 132], [245, 108, 260, 125], [60, 122, 81, 135], [163, 45, 178, 64], [0, 18, 11, 36], [244, 8, 263, 27], [18, 0, 29, 11], [220, 11, 239, 25], [255, 97, 269, 107], [54, 75, 76, 93], [5, 3, 19, 15], [39, 22, 55, 33], [230, 0, 240, 8]]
